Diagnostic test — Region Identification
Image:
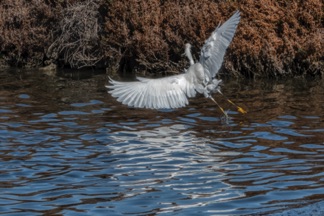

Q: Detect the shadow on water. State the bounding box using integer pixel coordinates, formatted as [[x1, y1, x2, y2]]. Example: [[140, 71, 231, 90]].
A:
[[0, 69, 323, 215]]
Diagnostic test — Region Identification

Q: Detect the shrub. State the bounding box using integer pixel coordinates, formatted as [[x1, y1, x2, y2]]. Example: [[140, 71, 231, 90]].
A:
[[0, 0, 100, 68], [47, 0, 103, 69], [0, 0, 54, 67], [102, 0, 323, 77], [0, 0, 322, 78], [228, 0, 324, 78], [103, 0, 232, 74]]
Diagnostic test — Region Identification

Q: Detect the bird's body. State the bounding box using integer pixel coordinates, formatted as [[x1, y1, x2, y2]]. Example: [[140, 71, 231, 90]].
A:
[[107, 11, 241, 111]]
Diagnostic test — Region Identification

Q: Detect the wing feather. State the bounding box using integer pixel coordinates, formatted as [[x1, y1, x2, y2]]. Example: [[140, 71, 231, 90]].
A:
[[199, 10, 240, 80], [106, 74, 196, 109]]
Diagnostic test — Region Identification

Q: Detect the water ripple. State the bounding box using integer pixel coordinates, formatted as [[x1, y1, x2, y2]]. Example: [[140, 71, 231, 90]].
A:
[[0, 74, 324, 215]]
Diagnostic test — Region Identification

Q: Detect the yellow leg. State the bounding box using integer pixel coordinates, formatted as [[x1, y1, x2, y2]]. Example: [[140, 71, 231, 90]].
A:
[[217, 91, 247, 114], [209, 97, 229, 121], [226, 98, 247, 114]]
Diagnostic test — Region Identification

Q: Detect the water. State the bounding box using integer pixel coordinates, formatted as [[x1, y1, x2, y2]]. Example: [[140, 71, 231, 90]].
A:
[[0, 70, 323, 215]]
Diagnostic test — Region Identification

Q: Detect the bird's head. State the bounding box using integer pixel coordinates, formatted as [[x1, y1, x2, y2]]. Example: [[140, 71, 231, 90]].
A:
[[185, 43, 192, 50]]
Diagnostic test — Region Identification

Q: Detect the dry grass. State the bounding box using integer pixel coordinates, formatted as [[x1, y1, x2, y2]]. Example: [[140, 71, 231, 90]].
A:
[[0, 0, 323, 78], [0, 0, 54, 67], [103, 0, 323, 78], [47, 1, 102, 68], [103, 0, 236, 74], [229, 0, 324, 78]]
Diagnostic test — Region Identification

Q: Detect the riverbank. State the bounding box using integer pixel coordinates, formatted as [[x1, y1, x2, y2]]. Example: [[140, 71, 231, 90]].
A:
[[0, 0, 323, 78]]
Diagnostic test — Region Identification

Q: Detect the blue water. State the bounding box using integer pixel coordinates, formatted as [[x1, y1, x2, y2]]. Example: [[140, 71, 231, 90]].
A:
[[0, 71, 323, 215]]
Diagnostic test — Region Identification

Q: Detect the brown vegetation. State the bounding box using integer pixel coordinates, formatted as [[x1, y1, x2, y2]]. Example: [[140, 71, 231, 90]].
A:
[[230, 0, 324, 78], [0, 0, 91, 68], [0, 0, 323, 78], [103, 0, 323, 78], [47, 1, 102, 68], [0, 0, 54, 67]]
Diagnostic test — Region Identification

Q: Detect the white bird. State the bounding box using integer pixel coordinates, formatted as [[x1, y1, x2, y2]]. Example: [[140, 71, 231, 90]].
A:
[[106, 11, 245, 116]]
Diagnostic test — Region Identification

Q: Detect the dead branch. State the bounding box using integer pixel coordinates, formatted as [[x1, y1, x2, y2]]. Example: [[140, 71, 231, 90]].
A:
[[47, 0, 103, 68]]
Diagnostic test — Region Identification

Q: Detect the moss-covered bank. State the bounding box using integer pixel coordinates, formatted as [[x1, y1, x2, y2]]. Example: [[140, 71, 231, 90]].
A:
[[0, 0, 323, 78]]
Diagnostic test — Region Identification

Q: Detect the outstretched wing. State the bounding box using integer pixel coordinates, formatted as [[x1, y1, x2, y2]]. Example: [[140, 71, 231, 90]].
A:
[[199, 11, 240, 80], [106, 74, 196, 109]]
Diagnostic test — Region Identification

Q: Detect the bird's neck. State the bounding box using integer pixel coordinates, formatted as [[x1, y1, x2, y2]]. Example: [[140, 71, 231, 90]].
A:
[[185, 46, 195, 65]]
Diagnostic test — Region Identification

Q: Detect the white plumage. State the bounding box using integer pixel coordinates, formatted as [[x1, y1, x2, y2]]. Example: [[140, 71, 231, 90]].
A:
[[107, 11, 241, 109]]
